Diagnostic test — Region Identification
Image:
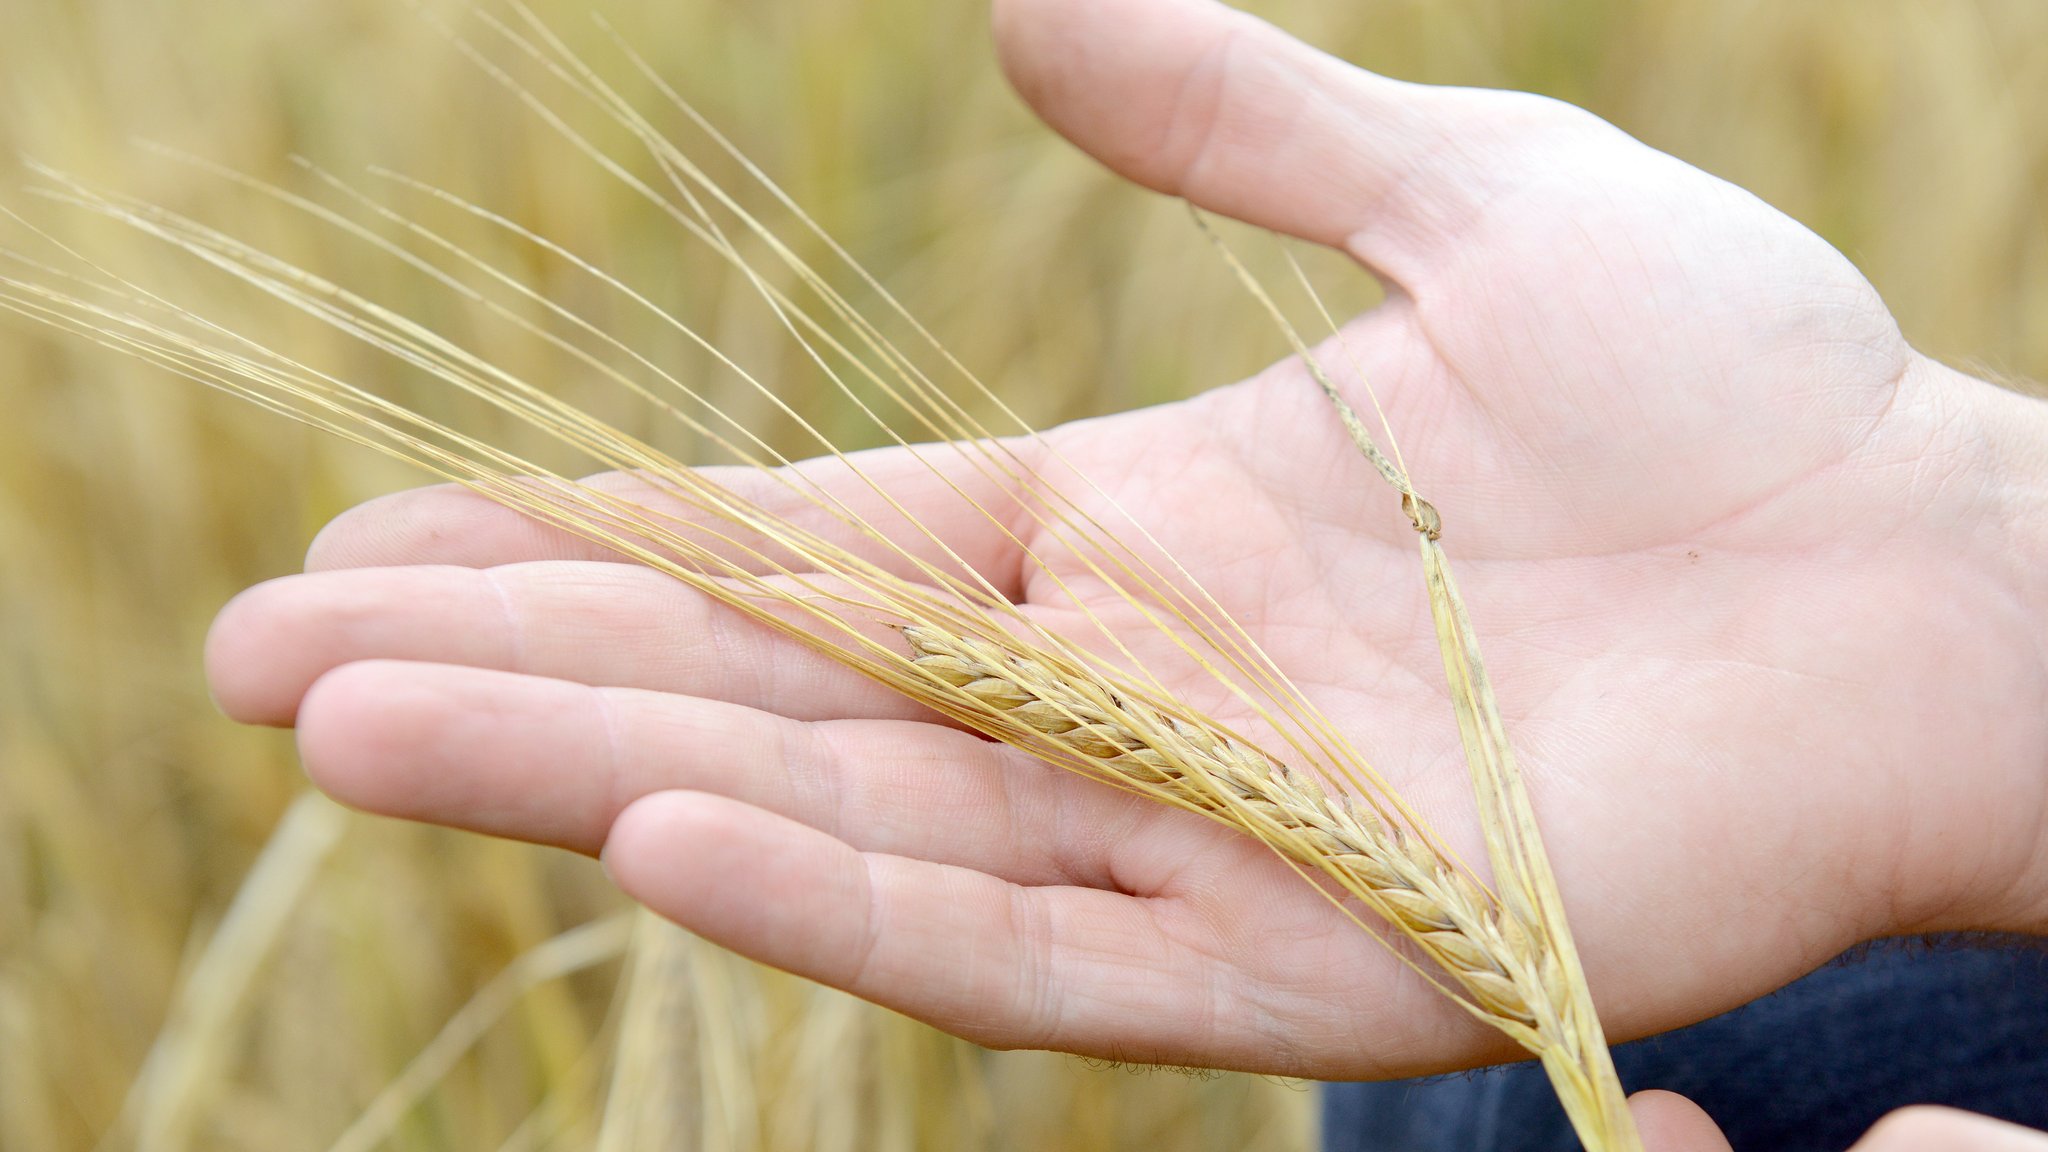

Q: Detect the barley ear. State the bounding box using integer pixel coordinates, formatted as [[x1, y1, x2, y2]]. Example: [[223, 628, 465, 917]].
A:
[[1201, 216, 1643, 1152]]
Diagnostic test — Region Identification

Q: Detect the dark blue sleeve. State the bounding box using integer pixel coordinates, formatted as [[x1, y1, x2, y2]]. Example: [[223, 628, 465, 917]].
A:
[[1321, 935, 2048, 1152]]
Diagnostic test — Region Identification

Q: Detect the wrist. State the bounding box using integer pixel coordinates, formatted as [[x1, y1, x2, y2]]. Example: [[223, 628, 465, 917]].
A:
[[1899, 356, 2048, 936], [1963, 368, 2048, 642]]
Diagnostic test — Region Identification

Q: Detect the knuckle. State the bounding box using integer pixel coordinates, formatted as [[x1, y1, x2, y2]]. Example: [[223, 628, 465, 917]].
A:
[[991, 887, 1064, 1050]]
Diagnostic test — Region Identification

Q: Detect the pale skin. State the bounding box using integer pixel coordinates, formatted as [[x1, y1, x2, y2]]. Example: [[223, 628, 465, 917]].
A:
[[202, 0, 2048, 1145]]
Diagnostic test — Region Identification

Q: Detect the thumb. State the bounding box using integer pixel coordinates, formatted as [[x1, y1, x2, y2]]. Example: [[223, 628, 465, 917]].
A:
[[1630, 1090, 1734, 1152], [991, 0, 1584, 277]]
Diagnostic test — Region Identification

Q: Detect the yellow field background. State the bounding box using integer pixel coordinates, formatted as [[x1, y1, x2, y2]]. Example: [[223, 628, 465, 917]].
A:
[[1, 2, 2042, 1149]]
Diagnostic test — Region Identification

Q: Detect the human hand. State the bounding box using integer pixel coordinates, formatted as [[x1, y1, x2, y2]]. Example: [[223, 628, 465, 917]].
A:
[[1633, 1093, 2048, 1152], [205, 0, 2048, 1078]]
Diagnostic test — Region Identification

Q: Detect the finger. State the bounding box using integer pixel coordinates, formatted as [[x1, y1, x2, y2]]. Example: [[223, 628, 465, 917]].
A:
[[207, 561, 929, 726], [603, 790, 1278, 1062], [294, 659, 1150, 887], [306, 445, 1039, 600], [1853, 1108, 2048, 1152], [1629, 1091, 1733, 1152], [993, 0, 1605, 276]]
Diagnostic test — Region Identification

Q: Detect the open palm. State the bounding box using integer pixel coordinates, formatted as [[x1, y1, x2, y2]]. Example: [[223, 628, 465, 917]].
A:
[[207, 0, 2048, 1079]]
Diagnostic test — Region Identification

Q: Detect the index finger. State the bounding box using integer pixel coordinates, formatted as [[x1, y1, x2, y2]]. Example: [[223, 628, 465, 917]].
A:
[[305, 437, 1045, 601]]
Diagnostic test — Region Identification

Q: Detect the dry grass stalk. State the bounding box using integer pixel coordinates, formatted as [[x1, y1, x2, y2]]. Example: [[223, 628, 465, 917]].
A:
[[595, 912, 700, 1152], [0, 8, 1636, 1149], [120, 792, 351, 1152], [326, 913, 634, 1152]]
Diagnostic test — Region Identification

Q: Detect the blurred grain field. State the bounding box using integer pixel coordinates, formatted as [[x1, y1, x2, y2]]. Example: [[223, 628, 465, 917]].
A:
[[0, 2, 2042, 1150]]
